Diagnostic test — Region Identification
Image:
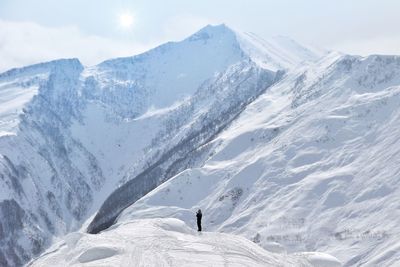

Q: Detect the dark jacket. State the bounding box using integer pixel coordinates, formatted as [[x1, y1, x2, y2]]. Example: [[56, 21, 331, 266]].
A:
[[196, 210, 202, 231], [196, 210, 202, 221]]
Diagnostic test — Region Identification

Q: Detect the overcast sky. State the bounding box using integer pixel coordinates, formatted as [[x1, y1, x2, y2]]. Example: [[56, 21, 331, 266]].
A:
[[1, 0, 399, 72]]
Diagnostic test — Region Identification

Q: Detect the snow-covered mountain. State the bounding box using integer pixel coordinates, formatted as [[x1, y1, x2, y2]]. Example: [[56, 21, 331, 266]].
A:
[[0, 24, 322, 266], [1, 23, 399, 267]]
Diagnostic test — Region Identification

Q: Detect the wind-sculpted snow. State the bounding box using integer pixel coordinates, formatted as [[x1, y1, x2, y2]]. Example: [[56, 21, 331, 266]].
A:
[[30, 218, 341, 266], [117, 53, 400, 266]]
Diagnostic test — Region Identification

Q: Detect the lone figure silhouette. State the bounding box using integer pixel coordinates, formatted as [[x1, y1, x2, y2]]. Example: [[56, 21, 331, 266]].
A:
[[196, 209, 202, 232]]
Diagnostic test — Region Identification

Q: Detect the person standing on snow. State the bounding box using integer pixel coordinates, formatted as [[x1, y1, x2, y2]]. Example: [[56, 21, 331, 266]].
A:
[[196, 209, 202, 232]]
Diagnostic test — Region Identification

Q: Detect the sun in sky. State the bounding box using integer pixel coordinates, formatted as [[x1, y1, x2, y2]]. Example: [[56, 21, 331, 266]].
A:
[[118, 12, 134, 29]]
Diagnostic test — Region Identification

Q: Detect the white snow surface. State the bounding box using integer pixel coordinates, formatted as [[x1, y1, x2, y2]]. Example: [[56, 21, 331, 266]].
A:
[[0, 70, 48, 136], [1, 23, 400, 267], [236, 32, 326, 71], [30, 218, 341, 267]]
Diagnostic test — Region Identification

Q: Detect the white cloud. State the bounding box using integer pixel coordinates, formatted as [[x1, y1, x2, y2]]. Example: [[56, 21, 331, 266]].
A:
[[0, 20, 156, 72]]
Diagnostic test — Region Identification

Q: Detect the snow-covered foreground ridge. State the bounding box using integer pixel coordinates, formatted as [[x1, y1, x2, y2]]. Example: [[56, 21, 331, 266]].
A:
[[1, 23, 400, 267], [30, 218, 341, 267]]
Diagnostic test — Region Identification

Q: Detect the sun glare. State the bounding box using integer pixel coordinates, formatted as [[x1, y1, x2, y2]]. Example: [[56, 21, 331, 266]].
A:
[[119, 13, 134, 28]]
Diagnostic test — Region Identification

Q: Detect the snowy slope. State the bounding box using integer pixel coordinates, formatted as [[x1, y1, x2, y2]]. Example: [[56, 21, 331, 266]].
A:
[[0, 59, 79, 137], [0, 24, 322, 266], [236, 32, 326, 71], [115, 54, 400, 266], [30, 218, 341, 267]]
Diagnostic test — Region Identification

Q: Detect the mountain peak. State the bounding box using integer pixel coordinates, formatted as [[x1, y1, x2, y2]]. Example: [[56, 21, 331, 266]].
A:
[[184, 24, 324, 71], [185, 23, 235, 43], [100, 24, 323, 74], [194, 23, 231, 33]]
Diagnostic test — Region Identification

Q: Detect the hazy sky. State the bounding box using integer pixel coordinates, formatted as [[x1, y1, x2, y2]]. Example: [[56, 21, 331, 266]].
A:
[[1, 0, 399, 71]]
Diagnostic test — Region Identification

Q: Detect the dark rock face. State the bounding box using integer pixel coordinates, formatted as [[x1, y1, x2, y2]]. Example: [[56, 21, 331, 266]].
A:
[[0, 200, 25, 235], [0, 200, 25, 266]]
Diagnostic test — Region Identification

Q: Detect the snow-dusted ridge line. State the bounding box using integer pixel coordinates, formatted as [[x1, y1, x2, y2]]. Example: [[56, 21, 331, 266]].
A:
[[98, 23, 324, 73], [0, 58, 83, 80]]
